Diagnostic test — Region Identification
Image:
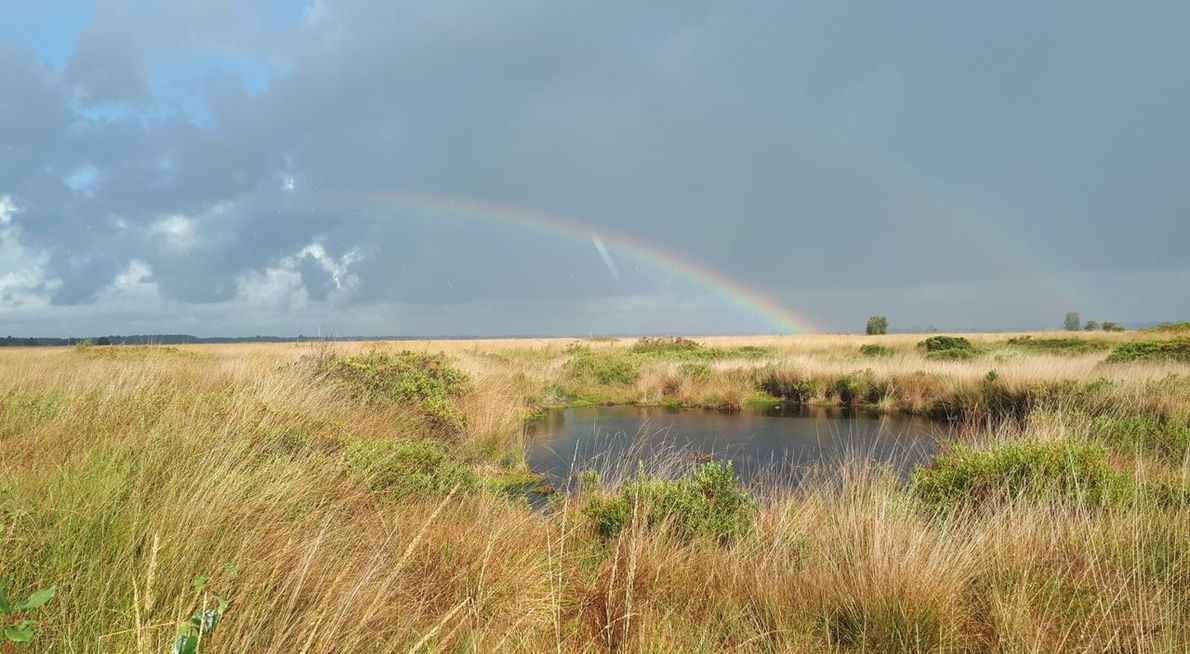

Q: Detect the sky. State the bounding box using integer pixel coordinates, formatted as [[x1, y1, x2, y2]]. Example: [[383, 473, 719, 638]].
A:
[[1, 0, 1187, 337]]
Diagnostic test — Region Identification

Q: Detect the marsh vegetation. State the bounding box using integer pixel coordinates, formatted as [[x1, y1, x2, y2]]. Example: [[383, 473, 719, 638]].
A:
[[1, 329, 1188, 652]]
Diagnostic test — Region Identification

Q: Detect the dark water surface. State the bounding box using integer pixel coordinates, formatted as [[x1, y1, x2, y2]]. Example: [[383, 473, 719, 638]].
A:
[[526, 405, 948, 489]]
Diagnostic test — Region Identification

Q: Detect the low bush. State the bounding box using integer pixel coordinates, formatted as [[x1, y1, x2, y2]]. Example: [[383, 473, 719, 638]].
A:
[[581, 461, 755, 542], [918, 336, 976, 361], [344, 437, 477, 496], [629, 336, 704, 356], [859, 343, 894, 358], [918, 336, 972, 352], [564, 349, 641, 385], [1148, 321, 1190, 333], [1105, 338, 1190, 363], [311, 349, 471, 437], [677, 361, 713, 380], [627, 337, 773, 361], [1004, 336, 1111, 355], [314, 350, 469, 404], [912, 440, 1132, 509], [1091, 415, 1190, 460], [826, 371, 889, 406], [756, 369, 817, 403]]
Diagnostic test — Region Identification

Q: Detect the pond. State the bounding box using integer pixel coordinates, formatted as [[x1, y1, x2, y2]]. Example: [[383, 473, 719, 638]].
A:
[[525, 405, 948, 490]]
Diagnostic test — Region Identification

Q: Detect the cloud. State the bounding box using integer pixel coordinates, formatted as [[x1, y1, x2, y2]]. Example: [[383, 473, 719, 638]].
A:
[[0, 195, 61, 308], [150, 215, 196, 252], [0, 1, 1186, 335]]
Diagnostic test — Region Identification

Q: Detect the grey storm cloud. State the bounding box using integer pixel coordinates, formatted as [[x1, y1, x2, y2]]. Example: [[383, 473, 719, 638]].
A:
[[0, 0, 1187, 336]]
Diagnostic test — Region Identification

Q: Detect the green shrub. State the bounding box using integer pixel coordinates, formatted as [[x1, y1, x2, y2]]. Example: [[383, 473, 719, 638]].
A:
[[319, 350, 469, 404], [564, 349, 641, 385], [912, 440, 1131, 509], [918, 336, 976, 361], [859, 343, 894, 358], [312, 349, 471, 437], [824, 371, 890, 406], [1005, 336, 1111, 355], [677, 361, 713, 380], [1091, 415, 1190, 460], [582, 461, 755, 542], [629, 336, 703, 355], [918, 336, 973, 353], [1148, 321, 1190, 333], [1105, 338, 1190, 363], [344, 438, 477, 496], [756, 370, 816, 403], [866, 315, 888, 335]]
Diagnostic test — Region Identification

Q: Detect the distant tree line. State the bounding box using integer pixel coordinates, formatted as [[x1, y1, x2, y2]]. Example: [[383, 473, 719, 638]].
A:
[[1064, 313, 1125, 332], [1, 334, 390, 347]]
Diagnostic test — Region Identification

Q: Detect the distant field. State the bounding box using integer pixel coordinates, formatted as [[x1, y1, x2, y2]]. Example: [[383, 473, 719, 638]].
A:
[[2, 329, 1188, 652]]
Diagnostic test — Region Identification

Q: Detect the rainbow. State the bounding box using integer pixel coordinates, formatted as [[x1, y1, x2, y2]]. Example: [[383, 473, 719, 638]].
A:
[[345, 191, 821, 334]]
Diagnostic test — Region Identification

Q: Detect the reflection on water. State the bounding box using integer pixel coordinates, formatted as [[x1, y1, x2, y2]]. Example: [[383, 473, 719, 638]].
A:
[[526, 405, 947, 489]]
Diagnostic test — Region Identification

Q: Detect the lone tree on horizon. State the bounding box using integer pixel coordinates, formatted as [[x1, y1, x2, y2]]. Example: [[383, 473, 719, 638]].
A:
[[1064, 312, 1081, 331], [866, 315, 888, 335]]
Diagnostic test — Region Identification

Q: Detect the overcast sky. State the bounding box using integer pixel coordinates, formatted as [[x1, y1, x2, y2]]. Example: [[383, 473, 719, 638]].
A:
[[1, 0, 1187, 336]]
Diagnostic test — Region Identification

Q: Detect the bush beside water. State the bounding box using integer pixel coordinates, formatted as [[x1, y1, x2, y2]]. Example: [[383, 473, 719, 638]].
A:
[[581, 461, 755, 542], [912, 440, 1132, 509]]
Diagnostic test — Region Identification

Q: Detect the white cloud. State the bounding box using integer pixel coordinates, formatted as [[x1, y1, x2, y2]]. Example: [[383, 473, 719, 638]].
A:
[[234, 241, 362, 312], [236, 266, 308, 310], [283, 242, 363, 291], [0, 196, 61, 308], [150, 214, 196, 252], [96, 259, 161, 305], [0, 195, 16, 225]]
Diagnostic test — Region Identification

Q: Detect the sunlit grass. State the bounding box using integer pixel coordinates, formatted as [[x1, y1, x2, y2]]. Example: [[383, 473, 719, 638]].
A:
[[0, 332, 1187, 652]]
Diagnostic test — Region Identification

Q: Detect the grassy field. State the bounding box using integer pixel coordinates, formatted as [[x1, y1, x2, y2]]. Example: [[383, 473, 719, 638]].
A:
[[2, 328, 1189, 652]]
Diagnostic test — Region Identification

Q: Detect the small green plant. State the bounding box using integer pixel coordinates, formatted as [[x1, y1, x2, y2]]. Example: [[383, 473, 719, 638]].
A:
[[912, 440, 1131, 510], [677, 361, 713, 380], [171, 564, 238, 654], [756, 370, 816, 403], [629, 336, 703, 355], [344, 438, 477, 496], [865, 315, 888, 335], [1, 585, 55, 646], [918, 336, 975, 360], [582, 461, 755, 542], [1105, 338, 1190, 363], [859, 343, 894, 358], [1005, 336, 1111, 355], [311, 349, 470, 437], [564, 349, 640, 385]]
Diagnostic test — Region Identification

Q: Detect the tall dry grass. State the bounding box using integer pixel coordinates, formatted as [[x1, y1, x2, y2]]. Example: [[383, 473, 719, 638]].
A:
[[0, 334, 1186, 652]]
